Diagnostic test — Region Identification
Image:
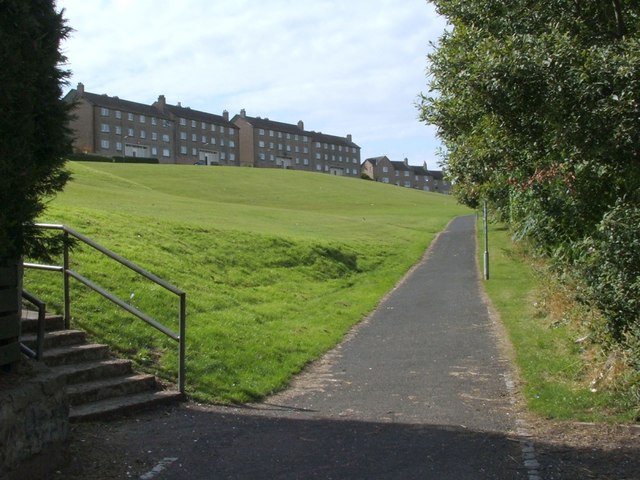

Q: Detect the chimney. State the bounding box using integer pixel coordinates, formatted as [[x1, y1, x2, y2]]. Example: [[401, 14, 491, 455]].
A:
[[240, 108, 246, 118], [297, 120, 304, 130], [404, 157, 409, 166], [177, 101, 182, 107], [223, 110, 229, 121], [347, 134, 352, 142], [156, 95, 166, 113], [77, 82, 85, 95]]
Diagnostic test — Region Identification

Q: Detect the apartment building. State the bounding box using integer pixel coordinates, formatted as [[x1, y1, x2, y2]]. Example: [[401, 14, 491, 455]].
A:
[[64, 83, 239, 165], [362, 156, 451, 193], [232, 110, 361, 177]]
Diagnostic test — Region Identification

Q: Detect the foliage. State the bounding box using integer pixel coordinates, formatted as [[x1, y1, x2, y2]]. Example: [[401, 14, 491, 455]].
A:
[[25, 163, 470, 402], [420, 1, 640, 351], [0, 0, 72, 260], [578, 201, 640, 343]]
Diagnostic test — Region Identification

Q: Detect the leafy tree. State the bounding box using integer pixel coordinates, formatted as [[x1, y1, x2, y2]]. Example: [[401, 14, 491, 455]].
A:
[[419, 0, 640, 253], [0, 0, 73, 261], [420, 1, 640, 350]]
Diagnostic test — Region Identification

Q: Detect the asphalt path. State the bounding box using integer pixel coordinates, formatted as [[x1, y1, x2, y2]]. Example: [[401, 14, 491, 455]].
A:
[[61, 215, 531, 479]]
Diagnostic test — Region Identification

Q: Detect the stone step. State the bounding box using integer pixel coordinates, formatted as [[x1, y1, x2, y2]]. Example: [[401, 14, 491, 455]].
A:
[[43, 343, 110, 367], [54, 358, 134, 385], [66, 373, 159, 406], [21, 329, 86, 350], [70, 390, 183, 422], [20, 310, 65, 333]]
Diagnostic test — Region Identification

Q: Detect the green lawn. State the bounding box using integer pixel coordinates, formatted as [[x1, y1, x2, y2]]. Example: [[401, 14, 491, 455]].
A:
[[478, 218, 639, 422], [27, 162, 470, 403]]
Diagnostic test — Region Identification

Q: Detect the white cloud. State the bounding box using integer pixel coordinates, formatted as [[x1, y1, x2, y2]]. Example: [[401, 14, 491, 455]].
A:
[[58, 0, 447, 167]]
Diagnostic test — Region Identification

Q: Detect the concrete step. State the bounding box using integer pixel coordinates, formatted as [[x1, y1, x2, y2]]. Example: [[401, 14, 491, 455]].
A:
[[54, 358, 134, 385], [20, 310, 64, 333], [43, 343, 110, 367], [66, 373, 158, 406], [70, 390, 183, 422], [21, 329, 86, 350]]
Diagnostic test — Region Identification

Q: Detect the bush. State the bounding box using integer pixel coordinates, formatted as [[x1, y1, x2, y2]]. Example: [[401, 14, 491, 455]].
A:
[[578, 201, 640, 342]]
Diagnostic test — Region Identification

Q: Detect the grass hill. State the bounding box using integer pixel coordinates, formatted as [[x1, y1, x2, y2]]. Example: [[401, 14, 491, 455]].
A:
[[27, 162, 471, 403]]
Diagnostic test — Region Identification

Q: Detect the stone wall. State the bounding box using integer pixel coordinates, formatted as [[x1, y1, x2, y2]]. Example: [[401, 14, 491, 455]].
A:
[[0, 359, 69, 479]]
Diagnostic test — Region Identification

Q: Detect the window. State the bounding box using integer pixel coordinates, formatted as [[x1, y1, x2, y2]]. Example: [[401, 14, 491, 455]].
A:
[[404, 171, 409, 177], [220, 139, 225, 146], [228, 127, 234, 135], [151, 117, 157, 125], [100, 139, 110, 149], [192, 148, 197, 156], [180, 131, 187, 140], [269, 130, 274, 137], [316, 164, 322, 171], [315, 142, 321, 148], [302, 136, 308, 142], [258, 129, 265, 135], [303, 158, 309, 165], [201, 135, 207, 143], [180, 118, 186, 126], [163, 148, 170, 157], [221, 152, 226, 160], [191, 133, 197, 141], [315, 153, 321, 160], [258, 153, 265, 160], [382, 167, 388, 173], [162, 134, 170, 142], [127, 128, 134, 137], [140, 115, 146, 123], [278, 132, 282, 139], [303, 147, 309, 154], [115, 126, 122, 135], [128, 113, 134, 121], [210, 137, 216, 145], [100, 124, 110, 133], [140, 130, 146, 139], [180, 146, 187, 154], [151, 132, 158, 140], [191, 120, 196, 128], [151, 147, 158, 156], [219, 125, 224, 133], [100, 107, 109, 117], [229, 153, 236, 161], [116, 142, 122, 151], [258, 141, 265, 148], [229, 140, 235, 148], [115, 110, 122, 119], [201, 122, 206, 130]]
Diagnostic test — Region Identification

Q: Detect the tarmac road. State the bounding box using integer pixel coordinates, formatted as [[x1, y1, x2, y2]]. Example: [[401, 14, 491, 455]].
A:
[[59, 215, 533, 479]]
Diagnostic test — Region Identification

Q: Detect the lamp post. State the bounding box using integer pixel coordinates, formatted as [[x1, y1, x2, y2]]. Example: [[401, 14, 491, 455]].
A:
[[483, 201, 490, 280]]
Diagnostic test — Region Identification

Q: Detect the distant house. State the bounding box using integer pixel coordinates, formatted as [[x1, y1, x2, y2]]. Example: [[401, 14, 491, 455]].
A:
[[232, 109, 361, 177], [361, 156, 451, 193], [64, 83, 239, 165]]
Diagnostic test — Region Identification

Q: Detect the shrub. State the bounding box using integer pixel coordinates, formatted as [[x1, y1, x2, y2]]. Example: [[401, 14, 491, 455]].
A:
[[578, 201, 640, 343]]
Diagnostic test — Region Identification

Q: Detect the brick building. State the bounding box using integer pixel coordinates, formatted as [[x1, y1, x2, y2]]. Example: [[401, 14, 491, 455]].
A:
[[362, 156, 451, 193]]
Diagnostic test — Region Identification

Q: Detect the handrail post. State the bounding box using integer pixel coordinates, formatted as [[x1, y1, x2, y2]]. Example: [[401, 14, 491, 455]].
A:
[[63, 229, 71, 329], [178, 292, 186, 395]]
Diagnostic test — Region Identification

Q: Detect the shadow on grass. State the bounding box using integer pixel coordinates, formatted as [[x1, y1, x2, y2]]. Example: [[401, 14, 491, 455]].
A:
[[56, 404, 639, 480]]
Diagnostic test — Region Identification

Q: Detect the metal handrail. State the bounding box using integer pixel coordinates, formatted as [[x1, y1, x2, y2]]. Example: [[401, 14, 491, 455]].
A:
[[20, 290, 46, 361], [23, 223, 186, 394]]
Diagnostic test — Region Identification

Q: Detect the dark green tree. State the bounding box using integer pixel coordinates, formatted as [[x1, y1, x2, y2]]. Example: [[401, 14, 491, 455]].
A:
[[0, 0, 72, 368], [0, 0, 73, 261]]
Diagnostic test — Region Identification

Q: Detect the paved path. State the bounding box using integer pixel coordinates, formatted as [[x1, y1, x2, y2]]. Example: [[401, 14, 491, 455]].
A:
[[61, 215, 531, 479]]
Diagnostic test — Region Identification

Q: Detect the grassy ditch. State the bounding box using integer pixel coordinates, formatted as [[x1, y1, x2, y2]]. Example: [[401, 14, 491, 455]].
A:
[[478, 217, 639, 422], [26, 162, 470, 403]]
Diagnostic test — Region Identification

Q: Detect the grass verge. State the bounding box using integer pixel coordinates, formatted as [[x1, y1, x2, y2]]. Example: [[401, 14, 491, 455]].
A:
[[478, 216, 639, 422]]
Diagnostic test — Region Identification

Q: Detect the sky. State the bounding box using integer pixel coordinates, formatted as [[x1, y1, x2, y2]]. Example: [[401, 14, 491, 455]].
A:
[[57, 0, 448, 168]]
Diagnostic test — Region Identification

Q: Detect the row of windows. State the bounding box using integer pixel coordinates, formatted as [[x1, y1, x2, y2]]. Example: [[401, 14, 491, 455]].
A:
[[258, 129, 309, 142], [258, 141, 309, 153], [178, 118, 235, 134], [100, 124, 171, 142], [100, 139, 170, 158], [178, 145, 236, 161], [256, 129, 357, 154], [314, 153, 359, 164], [178, 131, 235, 147], [100, 107, 173, 128]]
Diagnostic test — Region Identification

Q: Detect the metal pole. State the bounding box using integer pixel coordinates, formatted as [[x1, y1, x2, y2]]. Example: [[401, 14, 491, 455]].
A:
[[63, 230, 71, 328], [483, 201, 490, 280], [178, 292, 186, 395]]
